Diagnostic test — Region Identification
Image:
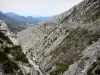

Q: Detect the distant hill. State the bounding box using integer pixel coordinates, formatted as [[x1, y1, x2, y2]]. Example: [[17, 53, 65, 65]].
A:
[[36, 16, 51, 21], [0, 12, 51, 33], [5, 12, 41, 25], [5, 12, 51, 25], [0, 11, 24, 33]]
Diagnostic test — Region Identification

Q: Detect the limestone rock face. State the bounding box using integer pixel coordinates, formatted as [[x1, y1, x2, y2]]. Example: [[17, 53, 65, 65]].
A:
[[0, 20, 39, 75], [63, 40, 100, 75], [0, 20, 18, 45], [17, 0, 100, 75]]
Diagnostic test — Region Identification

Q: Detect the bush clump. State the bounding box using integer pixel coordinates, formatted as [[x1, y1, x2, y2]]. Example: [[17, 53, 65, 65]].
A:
[[0, 51, 9, 62], [0, 31, 29, 74], [50, 60, 74, 75], [0, 31, 13, 44], [15, 52, 29, 63], [87, 62, 98, 75], [12, 45, 29, 63], [0, 51, 19, 74], [4, 47, 12, 53], [18, 70, 24, 75], [3, 60, 19, 74], [95, 68, 100, 74]]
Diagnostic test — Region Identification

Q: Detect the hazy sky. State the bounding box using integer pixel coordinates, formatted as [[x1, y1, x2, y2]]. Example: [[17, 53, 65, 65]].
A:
[[0, 0, 83, 17]]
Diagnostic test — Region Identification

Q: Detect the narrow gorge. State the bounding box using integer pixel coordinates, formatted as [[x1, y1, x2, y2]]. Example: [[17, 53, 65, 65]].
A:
[[0, 0, 100, 75]]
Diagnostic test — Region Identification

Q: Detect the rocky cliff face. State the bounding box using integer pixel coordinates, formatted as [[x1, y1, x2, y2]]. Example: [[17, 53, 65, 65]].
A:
[[0, 20, 40, 75], [17, 0, 100, 75]]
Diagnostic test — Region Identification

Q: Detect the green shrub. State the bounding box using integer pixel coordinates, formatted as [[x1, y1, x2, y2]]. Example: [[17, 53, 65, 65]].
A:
[[15, 52, 29, 63], [0, 31, 28, 74], [4, 47, 12, 53], [97, 56, 100, 60], [0, 31, 13, 44], [0, 51, 19, 74], [85, 57, 89, 60], [12, 45, 29, 63], [88, 33, 100, 45], [3, 60, 19, 74], [12, 45, 22, 52], [0, 51, 8, 62], [90, 10, 100, 21], [87, 67, 93, 75], [0, 40, 3, 44], [50, 60, 74, 75], [87, 62, 98, 75], [92, 62, 98, 68], [18, 70, 24, 75], [95, 68, 100, 74]]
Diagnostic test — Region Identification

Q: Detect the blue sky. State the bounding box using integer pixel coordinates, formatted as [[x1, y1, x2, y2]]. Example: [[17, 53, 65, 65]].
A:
[[0, 0, 83, 17]]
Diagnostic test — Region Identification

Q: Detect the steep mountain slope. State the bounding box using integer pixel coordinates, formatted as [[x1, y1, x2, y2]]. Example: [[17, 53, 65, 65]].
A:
[[17, 0, 100, 75], [0, 20, 40, 75]]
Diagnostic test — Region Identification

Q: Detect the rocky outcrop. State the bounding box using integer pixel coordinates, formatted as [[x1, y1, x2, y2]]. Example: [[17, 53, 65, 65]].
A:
[[17, 0, 100, 75], [0, 20, 38, 75], [0, 20, 18, 45], [63, 40, 100, 75]]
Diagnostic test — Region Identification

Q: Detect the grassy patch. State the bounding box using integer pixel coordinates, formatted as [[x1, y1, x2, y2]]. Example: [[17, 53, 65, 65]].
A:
[[50, 60, 74, 75]]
